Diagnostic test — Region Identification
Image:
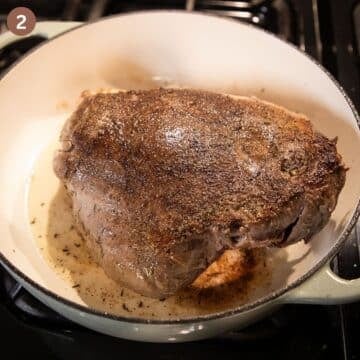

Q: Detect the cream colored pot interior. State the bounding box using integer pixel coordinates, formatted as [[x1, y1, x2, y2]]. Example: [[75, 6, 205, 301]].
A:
[[0, 12, 359, 318]]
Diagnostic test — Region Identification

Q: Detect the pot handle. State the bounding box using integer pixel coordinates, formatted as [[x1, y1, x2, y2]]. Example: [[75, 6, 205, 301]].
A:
[[0, 21, 80, 49], [284, 260, 360, 305]]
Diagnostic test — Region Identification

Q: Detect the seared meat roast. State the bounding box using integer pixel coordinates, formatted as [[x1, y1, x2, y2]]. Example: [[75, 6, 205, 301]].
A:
[[54, 89, 345, 298]]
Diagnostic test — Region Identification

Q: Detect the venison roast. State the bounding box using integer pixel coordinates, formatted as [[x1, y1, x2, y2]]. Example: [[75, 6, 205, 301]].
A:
[[54, 89, 345, 298]]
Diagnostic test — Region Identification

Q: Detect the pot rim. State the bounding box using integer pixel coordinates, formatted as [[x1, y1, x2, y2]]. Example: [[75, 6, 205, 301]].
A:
[[0, 10, 359, 325]]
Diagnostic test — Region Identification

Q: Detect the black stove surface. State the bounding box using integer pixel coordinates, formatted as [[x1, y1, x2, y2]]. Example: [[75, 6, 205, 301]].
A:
[[0, 284, 347, 360], [0, 1, 359, 359]]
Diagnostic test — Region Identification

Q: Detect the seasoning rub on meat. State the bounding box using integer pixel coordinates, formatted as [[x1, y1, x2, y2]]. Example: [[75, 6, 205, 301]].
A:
[[54, 89, 345, 298]]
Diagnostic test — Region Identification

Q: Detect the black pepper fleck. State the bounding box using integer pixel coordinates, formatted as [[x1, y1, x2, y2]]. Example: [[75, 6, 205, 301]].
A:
[[122, 303, 130, 312]]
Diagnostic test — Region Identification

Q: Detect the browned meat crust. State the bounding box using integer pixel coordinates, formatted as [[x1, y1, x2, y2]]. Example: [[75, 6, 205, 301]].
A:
[[54, 88, 345, 298]]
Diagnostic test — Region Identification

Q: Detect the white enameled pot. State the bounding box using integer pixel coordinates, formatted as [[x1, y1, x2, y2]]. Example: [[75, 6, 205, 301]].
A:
[[0, 12, 359, 342]]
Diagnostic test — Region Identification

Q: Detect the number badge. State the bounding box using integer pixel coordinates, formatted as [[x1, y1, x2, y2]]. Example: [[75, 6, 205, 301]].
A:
[[7, 7, 36, 36]]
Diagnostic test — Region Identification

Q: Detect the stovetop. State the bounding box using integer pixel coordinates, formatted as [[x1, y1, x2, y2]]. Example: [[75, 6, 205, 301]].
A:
[[0, 1, 359, 359]]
